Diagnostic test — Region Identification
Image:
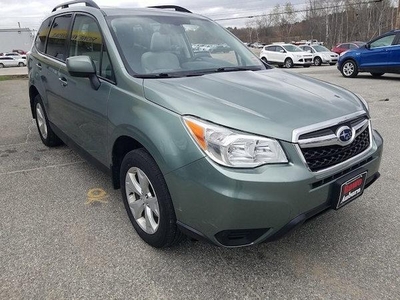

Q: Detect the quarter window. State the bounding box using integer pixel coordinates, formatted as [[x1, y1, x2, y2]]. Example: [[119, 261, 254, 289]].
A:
[[35, 17, 52, 53], [69, 15, 115, 81], [46, 14, 72, 61]]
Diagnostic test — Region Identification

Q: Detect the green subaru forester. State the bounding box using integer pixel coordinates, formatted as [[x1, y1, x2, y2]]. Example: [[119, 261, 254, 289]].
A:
[[28, 0, 383, 248]]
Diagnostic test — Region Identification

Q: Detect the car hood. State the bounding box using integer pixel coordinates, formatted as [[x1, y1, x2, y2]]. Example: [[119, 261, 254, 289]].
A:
[[143, 69, 365, 142]]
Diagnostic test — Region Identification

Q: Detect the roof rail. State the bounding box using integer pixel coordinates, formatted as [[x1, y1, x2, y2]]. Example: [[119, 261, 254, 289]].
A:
[[147, 5, 192, 13], [52, 0, 100, 12]]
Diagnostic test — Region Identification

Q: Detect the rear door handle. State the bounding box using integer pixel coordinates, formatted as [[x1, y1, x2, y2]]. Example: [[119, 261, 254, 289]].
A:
[[36, 63, 42, 70], [59, 77, 68, 87]]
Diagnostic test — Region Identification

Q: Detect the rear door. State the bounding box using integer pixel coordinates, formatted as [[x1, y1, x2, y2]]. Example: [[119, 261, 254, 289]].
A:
[[388, 33, 400, 72]]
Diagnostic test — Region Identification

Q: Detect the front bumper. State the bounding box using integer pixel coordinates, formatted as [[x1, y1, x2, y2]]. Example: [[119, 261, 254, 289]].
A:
[[165, 130, 383, 247]]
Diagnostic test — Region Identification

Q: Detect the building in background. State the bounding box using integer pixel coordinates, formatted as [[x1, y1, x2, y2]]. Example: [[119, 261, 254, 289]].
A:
[[0, 28, 35, 54]]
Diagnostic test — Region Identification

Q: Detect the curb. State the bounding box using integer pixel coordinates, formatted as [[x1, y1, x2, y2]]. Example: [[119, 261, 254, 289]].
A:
[[0, 74, 29, 80]]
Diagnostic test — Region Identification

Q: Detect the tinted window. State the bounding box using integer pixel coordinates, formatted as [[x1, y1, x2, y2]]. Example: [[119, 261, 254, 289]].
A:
[[341, 44, 350, 49], [370, 34, 396, 48], [266, 46, 275, 51], [46, 14, 72, 61], [349, 44, 358, 49], [35, 17, 52, 53], [69, 14, 115, 81]]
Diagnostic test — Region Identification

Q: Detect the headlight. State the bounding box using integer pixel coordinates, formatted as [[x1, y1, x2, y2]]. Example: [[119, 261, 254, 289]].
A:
[[183, 116, 288, 168], [356, 94, 369, 112]]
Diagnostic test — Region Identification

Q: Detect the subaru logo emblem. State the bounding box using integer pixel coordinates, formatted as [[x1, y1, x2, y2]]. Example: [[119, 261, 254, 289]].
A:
[[336, 126, 353, 144]]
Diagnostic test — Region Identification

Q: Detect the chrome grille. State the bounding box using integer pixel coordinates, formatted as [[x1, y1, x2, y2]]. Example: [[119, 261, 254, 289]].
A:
[[296, 115, 371, 172], [301, 128, 370, 172]]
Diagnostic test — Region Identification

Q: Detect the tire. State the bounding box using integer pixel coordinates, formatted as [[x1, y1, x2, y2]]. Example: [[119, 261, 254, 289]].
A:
[[341, 60, 358, 78], [284, 58, 293, 68], [329, 63, 336, 66], [18, 62, 24, 67], [261, 57, 268, 63], [120, 149, 183, 248], [314, 57, 322, 66], [34, 95, 63, 147], [0, 63, 4, 68], [371, 72, 384, 77], [303, 65, 310, 68]]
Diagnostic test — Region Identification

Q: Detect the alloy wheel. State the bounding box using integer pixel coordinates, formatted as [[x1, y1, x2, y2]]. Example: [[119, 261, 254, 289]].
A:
[[35, 103, 48, 139], [125, 167, 160, 234]]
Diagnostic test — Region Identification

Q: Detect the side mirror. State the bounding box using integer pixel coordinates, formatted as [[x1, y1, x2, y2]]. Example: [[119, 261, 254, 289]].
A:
[[365, 43, 371, 49], [280, 49, 285, 53], [67, 56, 100, 90], [307, 50, 311, 53]]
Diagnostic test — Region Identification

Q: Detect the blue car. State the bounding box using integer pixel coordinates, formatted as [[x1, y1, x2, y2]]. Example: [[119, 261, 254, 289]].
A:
[[338, 30, 400, 78]]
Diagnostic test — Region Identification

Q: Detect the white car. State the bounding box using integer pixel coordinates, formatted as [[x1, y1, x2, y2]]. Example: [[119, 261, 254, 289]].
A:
[[0, 56, 26, 68], [260, 44, 313, 68], [299, 45, 339, 66]]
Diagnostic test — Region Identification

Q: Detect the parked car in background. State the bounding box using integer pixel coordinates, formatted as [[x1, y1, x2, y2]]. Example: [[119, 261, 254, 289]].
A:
[[0, 56, 25, 68], [331, 42, 365, 54], [260, 44, 313, 68], [12, 49, 27, 55], [299, 44, 339, 66], [338, 30, 400, 78]]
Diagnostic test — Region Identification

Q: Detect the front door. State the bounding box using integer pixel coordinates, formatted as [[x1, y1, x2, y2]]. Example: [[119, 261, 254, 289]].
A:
[[57, 14, 115, 164]]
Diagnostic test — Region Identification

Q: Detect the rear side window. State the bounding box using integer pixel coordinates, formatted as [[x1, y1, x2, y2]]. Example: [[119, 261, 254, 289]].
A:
[[69, 14, 115, 81], [35, 17, 52, 53], [46, 14, 72, 61]]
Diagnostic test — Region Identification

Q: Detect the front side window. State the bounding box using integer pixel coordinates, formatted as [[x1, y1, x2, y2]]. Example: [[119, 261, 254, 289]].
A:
[[69, 14, 115, 81], [108, 15, 264, 76], [35, 17, 52, 53], [342, 44, 350, 49], [370, 35, 395, 49], [46, 14, 72, 61]]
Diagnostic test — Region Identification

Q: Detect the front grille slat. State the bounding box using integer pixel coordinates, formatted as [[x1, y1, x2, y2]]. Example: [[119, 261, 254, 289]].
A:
[[300, 127, 370, 172]]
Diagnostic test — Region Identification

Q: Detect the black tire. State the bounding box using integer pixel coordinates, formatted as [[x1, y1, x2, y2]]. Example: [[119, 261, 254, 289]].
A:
[[33, 95, 63, 147], [341, 60, 358, 78], [0, 63, 4, 68], [120, 149, 183, 248], [314, 56, 322, 66], [261, 57, 268, 63], [371, 72, 384, 77], [329, 63, 336, 66], [284, 58, 293, 68], [303, 65, 311, 68], [18, 62, 24, 67]]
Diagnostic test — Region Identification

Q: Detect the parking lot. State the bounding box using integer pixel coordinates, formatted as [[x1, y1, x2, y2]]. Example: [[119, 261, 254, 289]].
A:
[[1, 66, 399, 299]]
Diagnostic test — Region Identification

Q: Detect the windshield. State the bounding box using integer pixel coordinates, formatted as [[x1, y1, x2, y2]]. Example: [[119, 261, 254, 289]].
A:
[[282, 45, 303, 52], [108, 15, 264, 77], [313, 45, 330, 52]]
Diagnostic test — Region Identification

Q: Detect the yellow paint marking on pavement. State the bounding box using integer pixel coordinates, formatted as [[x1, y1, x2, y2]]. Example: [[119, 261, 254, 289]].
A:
[[86, 188, 109, 205]]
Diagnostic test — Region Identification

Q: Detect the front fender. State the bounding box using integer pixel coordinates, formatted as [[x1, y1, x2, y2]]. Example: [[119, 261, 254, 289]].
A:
[[107, 88, 204, 175]]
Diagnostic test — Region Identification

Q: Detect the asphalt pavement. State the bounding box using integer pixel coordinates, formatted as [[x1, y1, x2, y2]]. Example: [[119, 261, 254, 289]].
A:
[[1, 67, 399, 299]]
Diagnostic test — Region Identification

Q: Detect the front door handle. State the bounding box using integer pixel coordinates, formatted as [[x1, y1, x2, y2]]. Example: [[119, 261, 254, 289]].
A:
[[36, 63, 42, 70], [59, 77, 68, 87]]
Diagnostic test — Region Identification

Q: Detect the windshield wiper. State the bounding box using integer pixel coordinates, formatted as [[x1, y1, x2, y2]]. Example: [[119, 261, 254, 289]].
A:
[[137, 73, 179, 79], [214, 66, 261, 73]]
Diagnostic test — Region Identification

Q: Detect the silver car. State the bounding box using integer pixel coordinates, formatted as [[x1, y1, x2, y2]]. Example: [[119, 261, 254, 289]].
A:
[[299, 45, 339, 66]]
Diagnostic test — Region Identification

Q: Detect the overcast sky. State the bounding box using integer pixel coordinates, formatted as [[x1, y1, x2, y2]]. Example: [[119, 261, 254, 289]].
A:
[[0, 0, 306, 30]]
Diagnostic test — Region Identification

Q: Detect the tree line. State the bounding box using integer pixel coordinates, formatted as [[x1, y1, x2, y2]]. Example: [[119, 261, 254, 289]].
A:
[[228, 0, 398, 48]]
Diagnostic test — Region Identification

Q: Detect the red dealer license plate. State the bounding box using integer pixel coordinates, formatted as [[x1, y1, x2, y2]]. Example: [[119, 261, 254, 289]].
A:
[[334, 171, 368, 209]]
